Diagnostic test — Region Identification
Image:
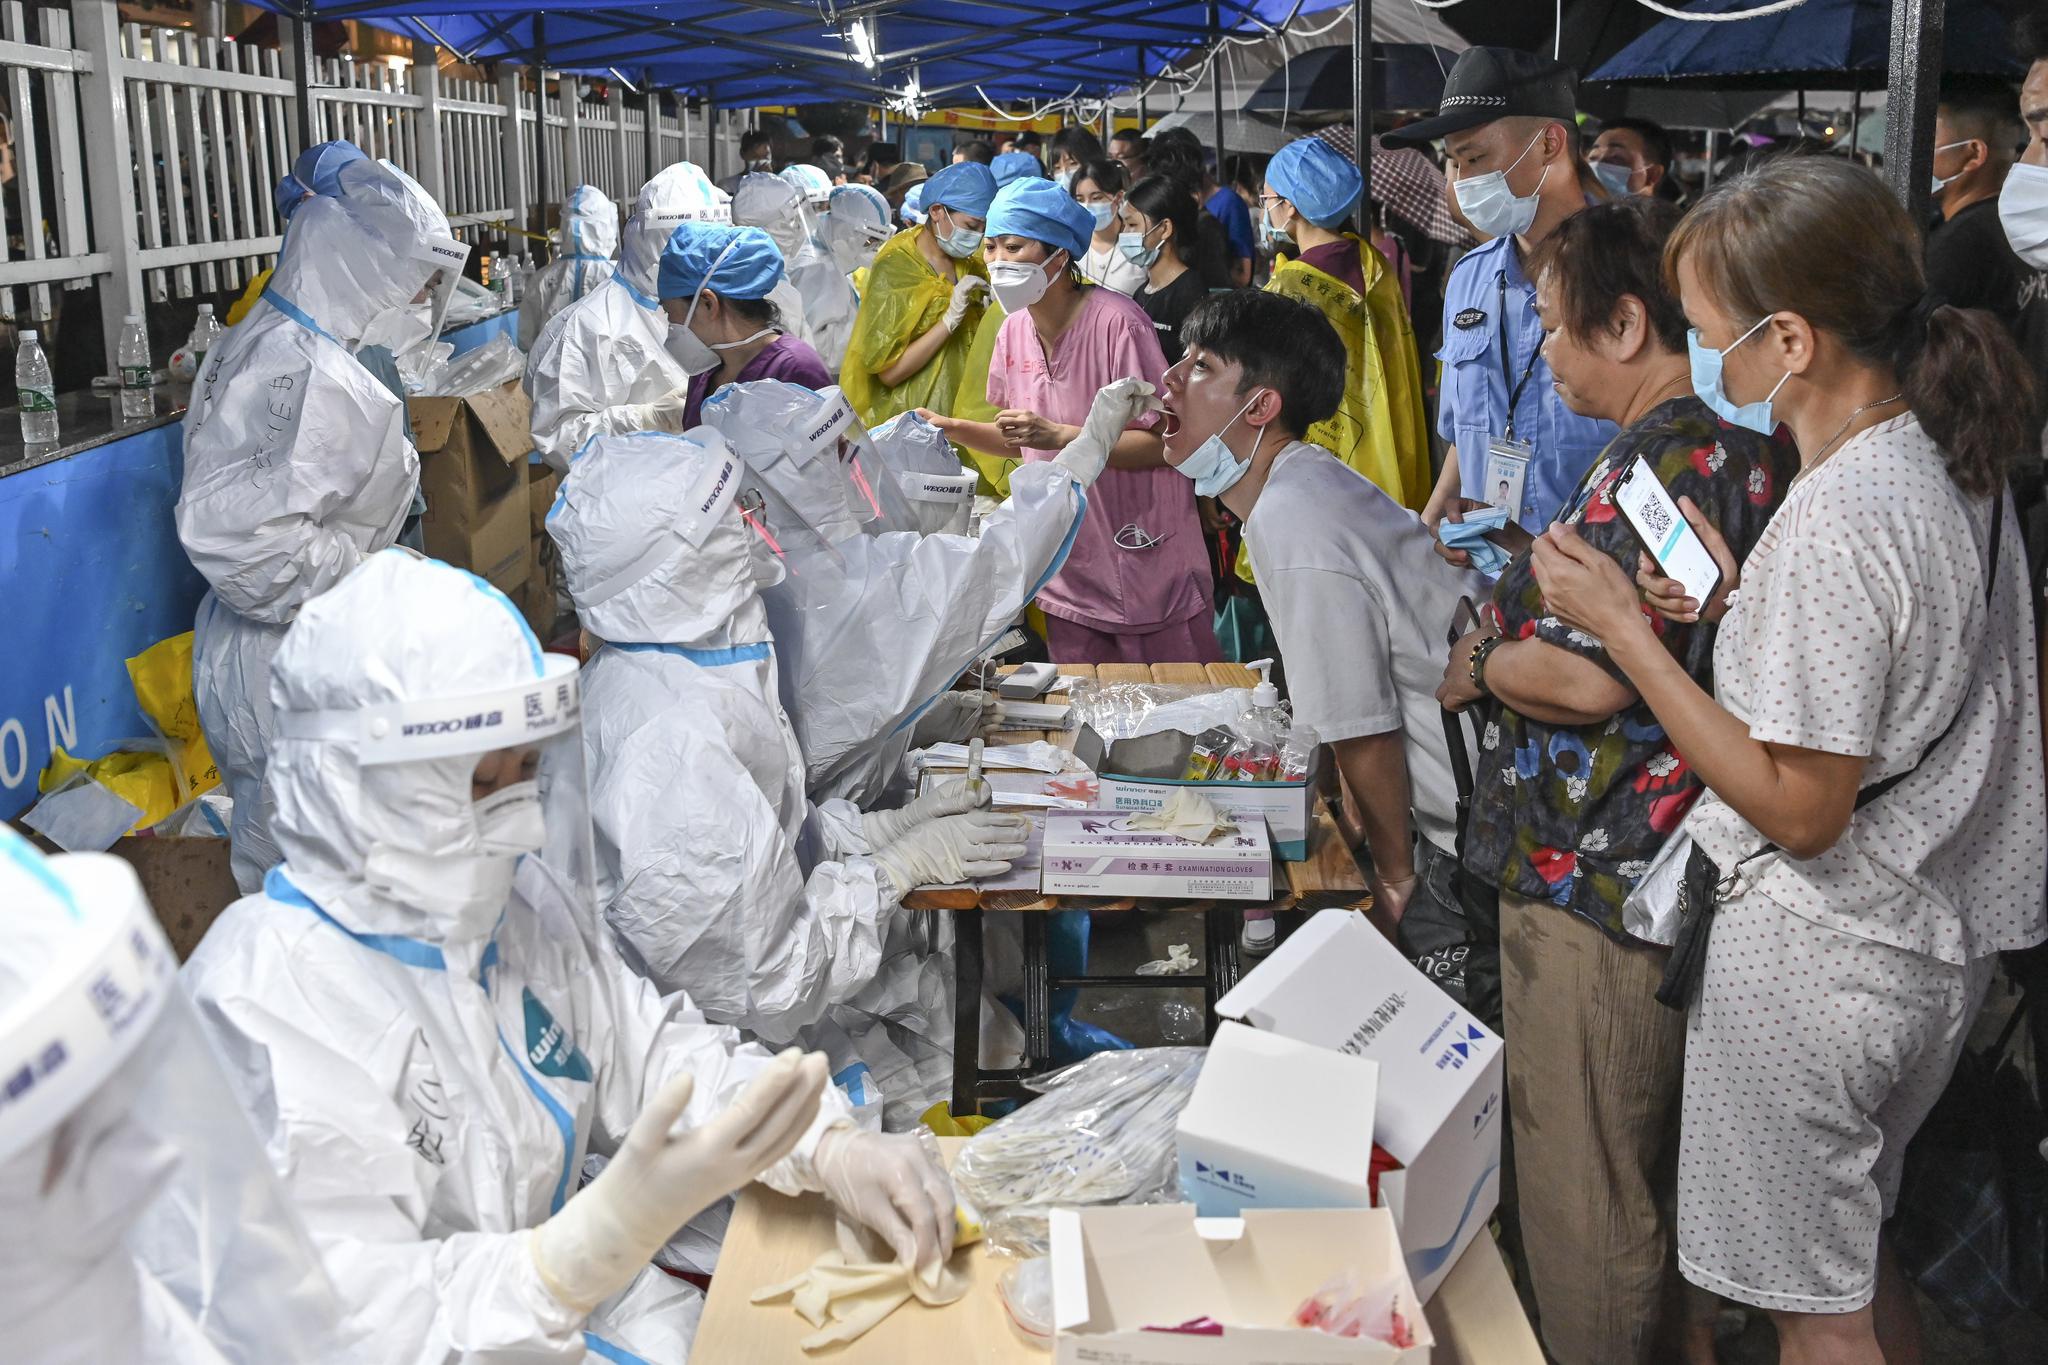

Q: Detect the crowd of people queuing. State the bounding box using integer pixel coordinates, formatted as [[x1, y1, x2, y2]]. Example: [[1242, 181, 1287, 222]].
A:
[[19, 15, 2048, 1365]]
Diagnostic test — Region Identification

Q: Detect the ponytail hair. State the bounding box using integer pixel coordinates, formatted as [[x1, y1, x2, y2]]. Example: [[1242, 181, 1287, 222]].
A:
[[1667, 155, 2037, 497]]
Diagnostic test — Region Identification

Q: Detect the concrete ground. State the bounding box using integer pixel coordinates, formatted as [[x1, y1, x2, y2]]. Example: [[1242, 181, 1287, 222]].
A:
[[1065, 908, 2048, 1363]]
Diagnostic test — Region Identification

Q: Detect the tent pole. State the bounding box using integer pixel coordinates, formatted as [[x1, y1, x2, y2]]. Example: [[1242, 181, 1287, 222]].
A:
[[644, 72, 658, 182], [1208, 0, 1225, 193], [707, 85, 720, 181], [1138, 45, 1147, 128], [1352, 0, 1371, 183], [290, 7, 316, 155], [1851, 87, 1862, 165], [1884, 0, 1941, 220], [532, 18, 549, 210]]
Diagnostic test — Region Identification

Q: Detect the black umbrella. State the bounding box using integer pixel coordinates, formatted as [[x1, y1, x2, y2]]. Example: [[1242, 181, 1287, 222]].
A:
[[1243, 43, 1461, 116]]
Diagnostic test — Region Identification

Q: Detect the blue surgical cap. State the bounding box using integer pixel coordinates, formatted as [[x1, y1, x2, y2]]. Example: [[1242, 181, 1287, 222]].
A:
[[275, 139, 368, 223], [922, 162, 998, 219], [991, 151, 1043, 188], [657, 222, 786, 303], [986, 177, 1095, 263], [1267, 137, 1364, 229], [901, 182, 930, 225]]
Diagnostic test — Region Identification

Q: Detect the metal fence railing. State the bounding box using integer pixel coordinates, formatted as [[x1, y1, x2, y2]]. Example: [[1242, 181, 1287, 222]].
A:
[[9, 0, 754, 371]]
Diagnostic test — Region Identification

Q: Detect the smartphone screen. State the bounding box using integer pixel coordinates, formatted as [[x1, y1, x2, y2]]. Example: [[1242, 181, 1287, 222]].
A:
[[1614, 457, 1722, 607]]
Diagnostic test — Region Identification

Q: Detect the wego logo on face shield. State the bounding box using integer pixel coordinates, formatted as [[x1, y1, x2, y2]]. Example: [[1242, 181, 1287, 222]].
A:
[[402, 710, 505, 738], [699, 458, 737, 516]]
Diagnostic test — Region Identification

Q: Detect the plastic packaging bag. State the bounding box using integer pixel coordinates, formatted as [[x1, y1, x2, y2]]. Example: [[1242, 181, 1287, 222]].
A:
[[1067, 681, 1252, 743], [420, 335, 527, 397], [36, 740, 181, 837], [1135, 944, 1197, 976], [951, 1047, 1205, 1256], [1292, 1267, 1420, 1347], [998, 1258, 1054, 1349], [126, 632, 220, 802]]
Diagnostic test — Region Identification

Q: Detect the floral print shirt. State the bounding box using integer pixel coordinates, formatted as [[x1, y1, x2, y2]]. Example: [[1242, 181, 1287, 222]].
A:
[[1464, 396, 1797, 938]]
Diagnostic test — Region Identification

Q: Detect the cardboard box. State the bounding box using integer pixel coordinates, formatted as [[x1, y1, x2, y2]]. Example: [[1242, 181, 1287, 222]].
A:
[[1178, 1021, 1381, 1216], [1073, 725, 1320, 861], [410, 380, 533, 593], [529, 461, 560, 536], [1050, 1204, 1433, 1364], [1040, 808, 1273, 900], [1217, 911, 1505, 1302]]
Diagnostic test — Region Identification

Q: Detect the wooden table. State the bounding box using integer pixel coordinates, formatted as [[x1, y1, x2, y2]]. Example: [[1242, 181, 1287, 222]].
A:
[[692, 1140, 1544, 1363], [903, 663, 1374, 1115]]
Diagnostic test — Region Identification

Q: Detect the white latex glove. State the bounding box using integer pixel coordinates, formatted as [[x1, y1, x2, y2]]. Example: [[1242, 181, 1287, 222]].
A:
[[862, 775, 990, 849], [941, 275, 989, 332], [813, 1127, 958, 1280], [871, 810, 1031, 894], [908, 690, 1000, 749], [530, 1050, 828, 1314], [1053, 378, 1162, 488], [607, 389, 690, 434]]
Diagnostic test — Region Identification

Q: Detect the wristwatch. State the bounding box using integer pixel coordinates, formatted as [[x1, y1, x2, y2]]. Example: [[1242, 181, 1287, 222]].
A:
[[1468, 635, 1506, 697]]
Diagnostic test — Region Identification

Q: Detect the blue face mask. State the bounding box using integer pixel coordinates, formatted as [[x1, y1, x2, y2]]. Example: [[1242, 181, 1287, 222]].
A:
[[1172, 389, 1268, 497], [1085, 201, 1118, 234], [1591, 159, 1637, 199], [1117, 228, 1162, 269], [1687, 313, 1788, 435], [933, 207, 984, 259], [1260, 201, 1291, 248]]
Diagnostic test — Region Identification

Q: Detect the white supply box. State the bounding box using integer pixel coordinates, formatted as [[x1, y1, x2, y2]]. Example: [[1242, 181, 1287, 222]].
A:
[[1072, 726, 1320, 861], [1040, 809, 1274, 901], [1177, 1021, 1380, 1215], [1216, 910, 1505, 1302], [1050, 1204, 1433, 1364]]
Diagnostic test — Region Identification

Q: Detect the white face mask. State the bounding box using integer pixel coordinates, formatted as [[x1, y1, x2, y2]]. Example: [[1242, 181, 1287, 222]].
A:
[[667, 320, 719, 377], [474, 780, 545, 856], [1999, 163, 2048, 269], [1453, 131, 1552, 240], [362, 781, 539, 937], [988, 254, 1062, 313]]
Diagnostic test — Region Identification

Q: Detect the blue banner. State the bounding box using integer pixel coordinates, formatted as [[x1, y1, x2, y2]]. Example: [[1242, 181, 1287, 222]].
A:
[[0, 424, 206, 819]]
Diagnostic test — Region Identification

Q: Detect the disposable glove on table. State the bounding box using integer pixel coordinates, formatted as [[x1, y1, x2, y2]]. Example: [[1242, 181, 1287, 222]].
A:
[[814, 1126, 960, 1278], [1053, 378, 1162, 488], [941, 275, 988, 332], [872, 810, 1031, 893], [529, 1050, 827, 1314], [863, 775, 989, 849], [1127, 789, 1235, 842]]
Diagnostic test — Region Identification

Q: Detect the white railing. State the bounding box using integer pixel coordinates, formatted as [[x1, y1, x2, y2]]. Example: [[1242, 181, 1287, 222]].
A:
[[6, 0, 760, 370]]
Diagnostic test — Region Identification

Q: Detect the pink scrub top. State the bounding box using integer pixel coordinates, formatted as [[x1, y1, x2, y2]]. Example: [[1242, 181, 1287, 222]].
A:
[[987, 286, 1212, 633]]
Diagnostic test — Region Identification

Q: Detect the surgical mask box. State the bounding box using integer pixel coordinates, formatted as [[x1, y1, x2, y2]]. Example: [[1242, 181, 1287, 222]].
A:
[[1177, 1020, 1380, 1216], [1049, 1203, 1432, 1364], [1072, 725, 1320, 861], [1217, 910, 1504, 1302], [1040, 809, 1274, 901], [410, 380, 534, 596]]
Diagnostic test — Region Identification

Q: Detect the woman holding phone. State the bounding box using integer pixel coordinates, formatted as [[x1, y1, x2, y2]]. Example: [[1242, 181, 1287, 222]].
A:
[[1436, 197, 1794, 1365], [1531, 158, 2045, 1365]]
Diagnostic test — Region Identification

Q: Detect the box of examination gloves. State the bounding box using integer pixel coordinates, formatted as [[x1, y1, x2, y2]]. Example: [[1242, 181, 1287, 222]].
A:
[[1040, 809, 1273, 901], [409, 379, 533, 595], [1177, 1021, 1382, 1216], [1049, 1203, 1432, 1363], [1071, 725, 1320, 861], [1217, 911, 1504, 1303]]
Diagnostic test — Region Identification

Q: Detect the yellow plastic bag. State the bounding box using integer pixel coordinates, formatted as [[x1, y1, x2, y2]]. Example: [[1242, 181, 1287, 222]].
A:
[[39, 745, 182, 834], [126, 632, 220, 800], [921, 1101, 995, 1138]]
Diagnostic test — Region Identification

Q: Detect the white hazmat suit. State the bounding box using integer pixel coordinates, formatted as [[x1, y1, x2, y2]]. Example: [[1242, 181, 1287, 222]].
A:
[[826, 183, 895, 279], [729, 172, 832, 365], [525, 162, 728, 471], [177, 550, 954, 1363], [550, 429, 1028, 1053], [179, 157, 464, 893], [0, 827, 344, 1365], [872, 409, 979, 535], [519, 185, 620, 352]]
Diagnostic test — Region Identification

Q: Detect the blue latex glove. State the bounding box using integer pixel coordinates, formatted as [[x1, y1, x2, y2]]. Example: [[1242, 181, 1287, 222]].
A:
[[1438, 506, 1514, 575]]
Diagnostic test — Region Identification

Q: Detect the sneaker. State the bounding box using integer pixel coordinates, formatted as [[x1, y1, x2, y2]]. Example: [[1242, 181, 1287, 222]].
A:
[[1239, 917, 1277, 957]]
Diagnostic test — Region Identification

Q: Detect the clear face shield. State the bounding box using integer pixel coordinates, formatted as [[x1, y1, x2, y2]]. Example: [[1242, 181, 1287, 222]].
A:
[[357, 232, 471, 385], [834, 415, 918, 534], [0, 855, 343, 1365]]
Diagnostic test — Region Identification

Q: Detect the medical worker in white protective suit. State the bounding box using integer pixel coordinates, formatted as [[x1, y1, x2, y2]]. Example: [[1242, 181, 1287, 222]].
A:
[[703, 376, 1155, 807], [773, 164, 858, 370], [176, 550, 957, 1363], [525, 161, 728, 471], [825, 182, 895, 280], [0, 826, 345, 1364], [729, 172, 820, 359], [552, 428, 1031, 1047], [871, 408, 980, 535], [778, 163, 835, 247], [519, 185, 619, 352], [179, 156, 467, 894]]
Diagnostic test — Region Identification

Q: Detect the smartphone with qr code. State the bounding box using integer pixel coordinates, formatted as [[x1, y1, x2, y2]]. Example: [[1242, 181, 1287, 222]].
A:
[[1615, 457, 1722, 607]]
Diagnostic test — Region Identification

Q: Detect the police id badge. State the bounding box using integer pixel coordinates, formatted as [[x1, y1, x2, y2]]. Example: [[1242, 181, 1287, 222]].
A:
[[1482, 436, 1532, 516]]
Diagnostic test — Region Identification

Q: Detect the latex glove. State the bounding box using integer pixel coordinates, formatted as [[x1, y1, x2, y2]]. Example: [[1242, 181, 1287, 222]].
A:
[[871, 810, 1031, 894], [908, 690, 1000, 749], [862, 775, 990, 850], [941, 275, 988, 332], [1053, 378, 1161, 488], [812, 1127, 958, 1281], [607, 389, 690, 434], [530, 1050, 828, 1314]]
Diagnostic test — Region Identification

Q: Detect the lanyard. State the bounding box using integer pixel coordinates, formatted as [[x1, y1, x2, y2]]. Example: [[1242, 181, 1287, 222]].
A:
[[1496, 270, 1541, 443]]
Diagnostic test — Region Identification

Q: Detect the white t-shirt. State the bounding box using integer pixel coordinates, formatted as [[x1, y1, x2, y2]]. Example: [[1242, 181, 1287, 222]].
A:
[[1684, 412, 2047, 964], [1245, 443, 1488, 855], [1081, 241, 1148, 297]]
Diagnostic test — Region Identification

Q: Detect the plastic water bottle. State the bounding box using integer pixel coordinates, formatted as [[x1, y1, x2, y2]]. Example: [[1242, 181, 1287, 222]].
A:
[[16, 329, 56, 443], [118, 313, 152, 418], [187, 303, 221, 374]]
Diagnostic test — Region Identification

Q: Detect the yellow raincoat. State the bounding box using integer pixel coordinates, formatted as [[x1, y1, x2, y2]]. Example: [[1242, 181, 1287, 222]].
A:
[[840, 228, 990, 429], [948, 295, 1019, 497]]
